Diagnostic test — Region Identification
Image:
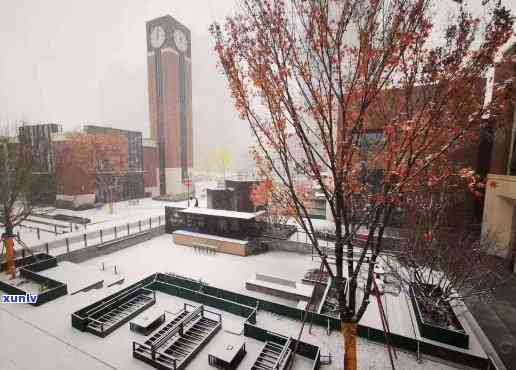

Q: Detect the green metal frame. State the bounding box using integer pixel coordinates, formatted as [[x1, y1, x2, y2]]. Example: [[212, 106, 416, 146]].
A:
[[0, 253, 67, 306], [71, 272, 491, 369]]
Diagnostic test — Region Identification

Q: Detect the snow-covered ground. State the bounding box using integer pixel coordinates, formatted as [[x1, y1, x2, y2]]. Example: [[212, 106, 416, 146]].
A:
[[0, 234, 473, 370], [2, 180, 216, 249], [4, 197, 181, 247]]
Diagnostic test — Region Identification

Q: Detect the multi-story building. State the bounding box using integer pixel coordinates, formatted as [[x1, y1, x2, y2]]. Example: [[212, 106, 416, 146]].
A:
[[207, 179, 261, 213], [146, 15, 194, 197], [324, 80, 491, 226], [13, 124, 147, 210], [18, 123, 62, 204], [143, 139, 160, 197], [482, 42, 516, 269], [82, 125, 145, 204]]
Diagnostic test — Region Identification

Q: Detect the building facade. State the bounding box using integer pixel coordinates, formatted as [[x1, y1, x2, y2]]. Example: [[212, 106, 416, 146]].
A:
[[331, 82, 489, 226], [482, 43, 516, 269], [15, 124, 147, 208], [83, 125, 145, 204], [18, 123, 62, 204], [146, 15, 193, 197], [206, 179, 261, 213], [143, 139, 160, 197]]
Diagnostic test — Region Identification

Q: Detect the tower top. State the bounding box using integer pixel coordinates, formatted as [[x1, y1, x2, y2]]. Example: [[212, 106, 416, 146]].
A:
[[146, 15, 191, 58]]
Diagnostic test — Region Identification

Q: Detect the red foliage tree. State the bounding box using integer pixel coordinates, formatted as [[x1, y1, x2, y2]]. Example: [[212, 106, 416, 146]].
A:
[[211, 0, 514, 368]]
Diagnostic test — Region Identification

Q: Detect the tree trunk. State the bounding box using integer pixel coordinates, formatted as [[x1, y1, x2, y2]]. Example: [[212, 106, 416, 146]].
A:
[[3, 236, 16, 278], [342, 321, 357, 370]]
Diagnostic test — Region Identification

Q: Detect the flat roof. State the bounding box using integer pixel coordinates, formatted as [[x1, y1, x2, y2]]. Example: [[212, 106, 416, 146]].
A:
[[178, 207, 264, 220]]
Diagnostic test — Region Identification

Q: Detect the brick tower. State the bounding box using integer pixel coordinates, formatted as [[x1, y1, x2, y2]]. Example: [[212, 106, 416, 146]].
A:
[[146, 15, 193, 196]]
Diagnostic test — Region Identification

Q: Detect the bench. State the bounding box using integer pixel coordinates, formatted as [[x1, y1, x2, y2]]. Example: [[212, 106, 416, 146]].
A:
[[192, 243, 217, 255], [246, 273, 314, 301]]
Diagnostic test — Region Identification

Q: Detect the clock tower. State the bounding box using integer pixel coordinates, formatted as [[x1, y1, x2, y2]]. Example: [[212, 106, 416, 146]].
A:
[[146, 16, 193, 197]]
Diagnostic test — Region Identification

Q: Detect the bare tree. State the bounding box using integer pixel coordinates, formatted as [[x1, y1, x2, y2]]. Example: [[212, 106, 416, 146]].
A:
[[0, 126, 38, 276], [389, 181, 505, 328]]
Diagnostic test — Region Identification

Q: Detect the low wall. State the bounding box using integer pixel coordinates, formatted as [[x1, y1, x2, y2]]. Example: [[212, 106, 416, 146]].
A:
[[1, 253, 55, 272], [255, 273, 297, 288], [260, 238, 312, 255], [0, 253, 67, 306], [151, 274, 257, 321], [0, 263, 67, 306], [57, 225, 165, 264], [173, 232, 248, 257], [156, 272, 340, 331]]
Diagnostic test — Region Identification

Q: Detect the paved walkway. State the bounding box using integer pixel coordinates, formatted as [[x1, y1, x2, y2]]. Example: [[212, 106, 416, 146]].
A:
[[466, 273, 516, 369]]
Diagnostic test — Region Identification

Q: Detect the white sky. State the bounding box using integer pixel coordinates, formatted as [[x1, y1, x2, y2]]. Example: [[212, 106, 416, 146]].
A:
[[0, 0, 514, 170]]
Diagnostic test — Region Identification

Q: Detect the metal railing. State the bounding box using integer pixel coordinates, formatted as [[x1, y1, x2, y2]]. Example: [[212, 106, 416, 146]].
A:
[[274, 337, 293, 370], [24, 215, 163, 257]]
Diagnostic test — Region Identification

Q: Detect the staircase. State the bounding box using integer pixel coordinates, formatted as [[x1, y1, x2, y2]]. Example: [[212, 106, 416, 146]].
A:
[[133, 305, 221, 370], [251, 340, 292, 370], [87, 288, 155, 337], [145, 310, 189, 347], [161, 315, 220, 367]]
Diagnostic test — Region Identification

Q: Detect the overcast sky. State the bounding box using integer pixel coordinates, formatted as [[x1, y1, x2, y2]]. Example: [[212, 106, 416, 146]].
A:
[[0, 1, 514, 170]]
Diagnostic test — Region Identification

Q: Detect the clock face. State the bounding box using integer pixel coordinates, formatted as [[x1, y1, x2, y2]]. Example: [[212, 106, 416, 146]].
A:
[[173, 29, 188, 53], [150, 26, 166, 49]]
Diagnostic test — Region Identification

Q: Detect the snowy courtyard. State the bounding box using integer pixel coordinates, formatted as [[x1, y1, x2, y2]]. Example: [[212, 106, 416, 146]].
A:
[[0, 232, 483, 370]]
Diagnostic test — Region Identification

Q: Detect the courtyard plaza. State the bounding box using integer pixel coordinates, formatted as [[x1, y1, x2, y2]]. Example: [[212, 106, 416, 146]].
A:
[[0, 231, 489, 370]]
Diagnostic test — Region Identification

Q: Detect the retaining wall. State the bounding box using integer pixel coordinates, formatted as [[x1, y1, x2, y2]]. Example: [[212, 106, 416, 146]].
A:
[[57, 226, 165, 264]]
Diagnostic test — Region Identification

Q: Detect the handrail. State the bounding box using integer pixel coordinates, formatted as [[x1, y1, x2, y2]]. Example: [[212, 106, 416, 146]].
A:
[[88, 317, 105, 333], [152, 323, 183, 350], [152, 305, 203, 350], [202, 307, 222, 322], [86, 287, 153, 326], [85, 284, 145, 316], [27, 214, 163, 256], [317, 276, 333, 314], [274, 337, 292, 369], [133, 341, 177, 369], [181, 305, 203, 328]]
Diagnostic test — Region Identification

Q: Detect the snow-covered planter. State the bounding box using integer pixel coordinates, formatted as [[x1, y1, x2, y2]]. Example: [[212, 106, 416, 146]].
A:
[[409, 285, 469, 349]]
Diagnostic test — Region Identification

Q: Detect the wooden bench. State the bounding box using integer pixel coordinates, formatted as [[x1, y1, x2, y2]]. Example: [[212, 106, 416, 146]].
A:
[[192, 243, 217, 255]]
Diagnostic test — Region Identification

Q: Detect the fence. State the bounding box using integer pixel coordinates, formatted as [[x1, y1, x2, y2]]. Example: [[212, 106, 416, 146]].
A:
[[25, 215, 164, 257]]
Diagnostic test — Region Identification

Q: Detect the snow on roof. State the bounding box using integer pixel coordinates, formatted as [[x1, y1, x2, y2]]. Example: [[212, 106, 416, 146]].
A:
[[178, 207, 264, 220]]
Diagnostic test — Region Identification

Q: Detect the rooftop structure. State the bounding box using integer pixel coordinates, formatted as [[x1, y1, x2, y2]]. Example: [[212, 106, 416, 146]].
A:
[[206, 179, 261, 213]]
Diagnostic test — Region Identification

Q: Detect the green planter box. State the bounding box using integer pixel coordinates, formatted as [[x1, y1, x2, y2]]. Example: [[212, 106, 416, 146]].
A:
[[409, 285, 469, 349]]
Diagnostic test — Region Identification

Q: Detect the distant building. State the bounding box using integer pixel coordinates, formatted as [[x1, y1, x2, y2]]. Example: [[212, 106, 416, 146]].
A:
[[207, 179, 261, 213], [9, 121, 170, 209], [143, 139, 159, 197], [18, 123, 62, 204], [146, 15, 193, 197], [10, 124, 145, 209], [333, 81, 490, 226], [482, 42, 516, 267], [83, 125, 145, 203]]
